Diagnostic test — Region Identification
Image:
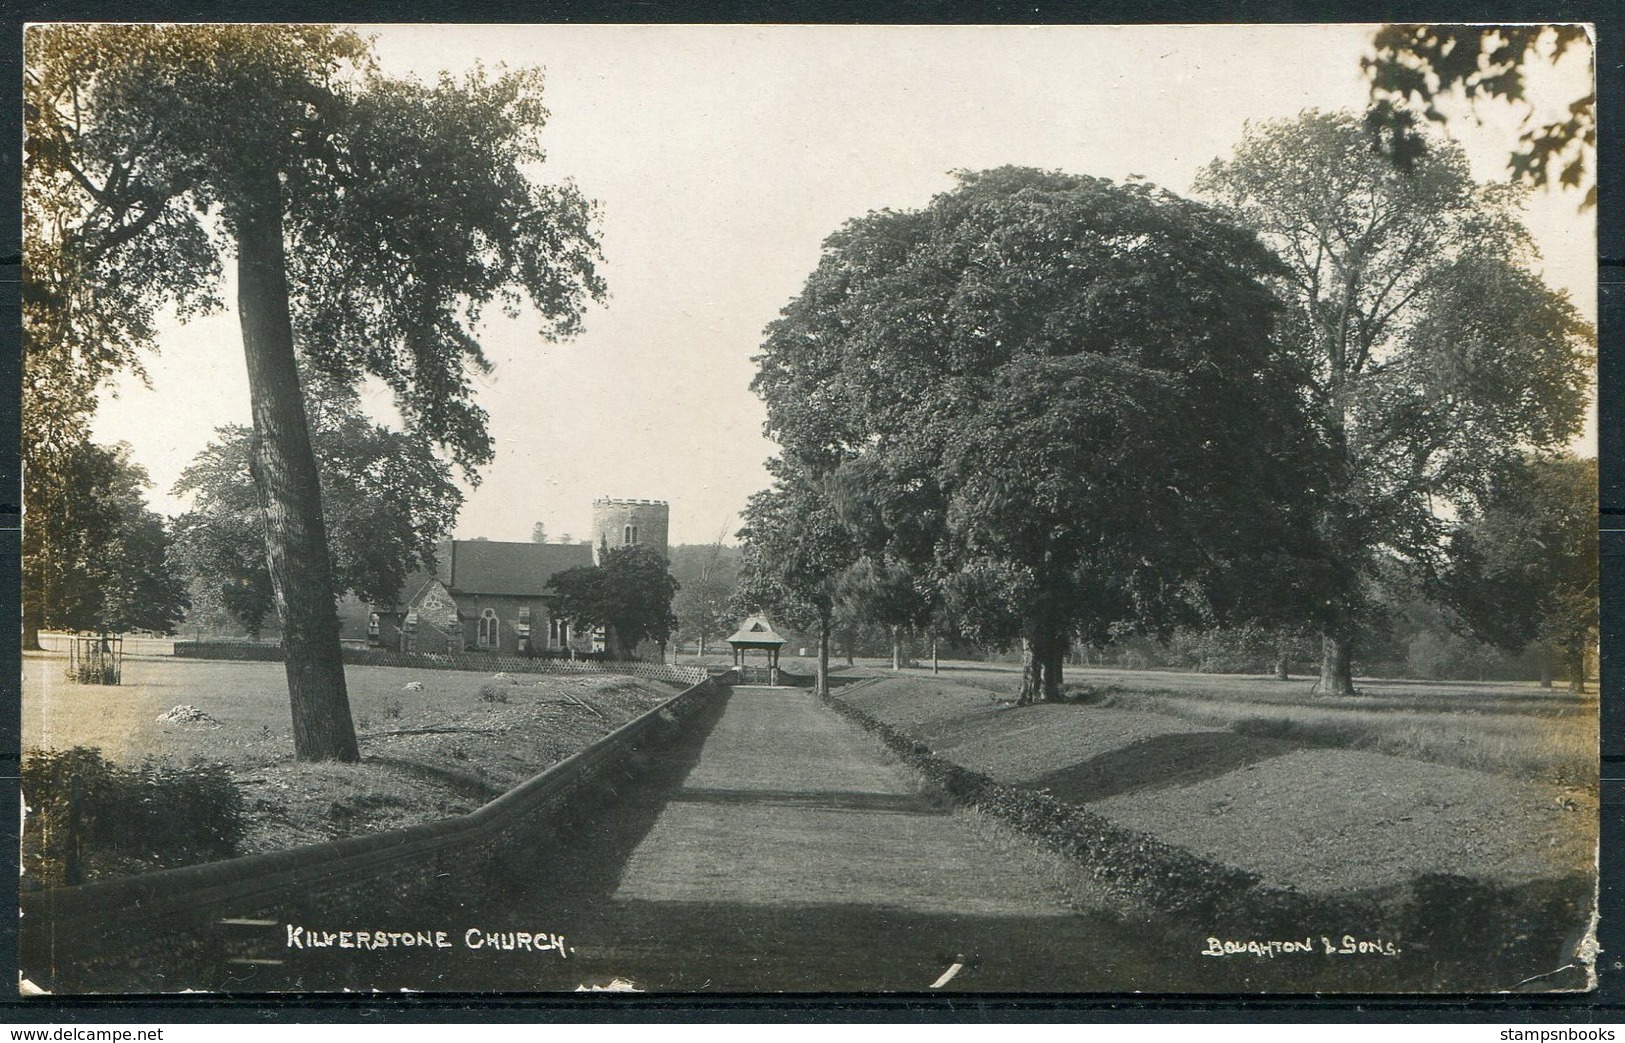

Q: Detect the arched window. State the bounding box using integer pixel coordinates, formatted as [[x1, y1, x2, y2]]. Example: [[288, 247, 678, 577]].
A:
[[478, 608, 499, 649], [623, 523, 639, 546]]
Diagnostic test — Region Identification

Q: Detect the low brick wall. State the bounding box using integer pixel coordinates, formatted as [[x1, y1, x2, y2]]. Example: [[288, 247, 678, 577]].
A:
[[20, 677, 723, 991], [172, 640, 707, 686]]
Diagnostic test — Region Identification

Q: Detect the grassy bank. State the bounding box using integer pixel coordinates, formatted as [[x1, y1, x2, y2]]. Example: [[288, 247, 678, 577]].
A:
[[828, 672, 1597, 990], [21, 653, 681, 885]]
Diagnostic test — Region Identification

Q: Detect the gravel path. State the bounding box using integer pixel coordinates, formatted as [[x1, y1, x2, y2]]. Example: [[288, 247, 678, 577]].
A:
[[611, 687, 1073, 917]]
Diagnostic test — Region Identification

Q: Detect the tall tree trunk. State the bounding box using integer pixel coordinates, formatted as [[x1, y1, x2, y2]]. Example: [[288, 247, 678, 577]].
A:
[[1318, 633, 1356, 696], [931, 633, 939, 675], [1566, 642, 1586, 694], [1018, 636, 1039, 705], [699, 634, 707, 657], [236, 171, 358, 763], [817, 609, 832, 699], [1041, 631, 1065, 701], [1538, 643, 1554, 688], [1274, 653, 1289, 681], [890, 625, 901, 671]]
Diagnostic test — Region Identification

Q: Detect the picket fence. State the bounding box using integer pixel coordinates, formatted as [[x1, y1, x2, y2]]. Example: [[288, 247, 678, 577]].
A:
[[171, 640, 708, 686]]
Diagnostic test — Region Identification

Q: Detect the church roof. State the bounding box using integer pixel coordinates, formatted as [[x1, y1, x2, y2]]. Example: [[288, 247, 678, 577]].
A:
[[439, 539, 594, 597], [726, 614, 789, 647]]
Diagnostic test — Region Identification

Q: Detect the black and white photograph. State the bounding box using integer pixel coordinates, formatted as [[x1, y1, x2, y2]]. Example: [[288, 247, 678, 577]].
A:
[[17, 22, 1600, 996]]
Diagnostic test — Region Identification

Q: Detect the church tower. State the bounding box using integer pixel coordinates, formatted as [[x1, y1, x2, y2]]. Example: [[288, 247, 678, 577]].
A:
[[592, 498, 670, 564]]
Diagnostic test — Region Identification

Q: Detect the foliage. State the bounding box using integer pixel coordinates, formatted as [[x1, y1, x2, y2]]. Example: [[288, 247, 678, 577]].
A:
[[25, 24, 606, 472], [171, 384, 463, 637], [752, 166, 1323, 701], [22, 746, 243, 886], [546, 544, 679, 660], [1364, 25, 1596, 208], [23, 441, 190, 640], [1437, 454, 1597, 690], [26, 24, 604, 761], [530, 522, 549, 544], [736, 462, 858, 694], [668, 541, 741, 652], [1196, 111, 1592, 692]]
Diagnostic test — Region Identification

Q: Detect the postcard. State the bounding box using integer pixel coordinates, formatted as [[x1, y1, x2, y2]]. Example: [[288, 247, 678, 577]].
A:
[[18, 22, 1599, 995]]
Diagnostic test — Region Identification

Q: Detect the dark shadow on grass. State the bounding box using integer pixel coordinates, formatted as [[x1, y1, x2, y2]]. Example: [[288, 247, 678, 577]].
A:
[[450, 685, 739, 908], [667, 786, 945, 815], [1026, 730, 1298, 803], [363, 753, 506, 803]]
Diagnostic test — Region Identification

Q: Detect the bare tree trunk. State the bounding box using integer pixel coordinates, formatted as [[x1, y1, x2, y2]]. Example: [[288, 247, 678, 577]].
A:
[[931, 633, 939, 675], [1538, 643, 1554, 688], [1318, 633, 1356, 697], [890, 625, 901, 671], [1566, 643, 1586, 694], [236, 171, 358, 763], [817, 610, 832, 699], [1274, 654, 1289, 682], [1018, 636, 1039, 705], [1041, 631, 1065, 701]]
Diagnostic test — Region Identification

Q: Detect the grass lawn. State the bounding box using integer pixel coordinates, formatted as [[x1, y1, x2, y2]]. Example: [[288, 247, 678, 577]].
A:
[[807, 657, 1596, 785], [840, 668, 1596, 897], [21, 652, 683, 882]]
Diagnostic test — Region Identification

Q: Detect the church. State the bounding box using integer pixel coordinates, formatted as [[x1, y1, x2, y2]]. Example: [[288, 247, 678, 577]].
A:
[[356, 498, 670, 656]]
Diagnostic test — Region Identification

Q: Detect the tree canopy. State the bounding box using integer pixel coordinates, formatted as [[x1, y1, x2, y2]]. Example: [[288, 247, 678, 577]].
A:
[[669, 540, 741, 656], [23, 442, 189, 641], [25, 25, 605, 759], [546, 545, 679, 661], [172, 384, 462, 639], [1364, 24, 1596, 208], [1438, 454, 1597, 691], [1196, 111, 1592, 693], [736, 460, 858, 696], [750, 167, 1324, 701]]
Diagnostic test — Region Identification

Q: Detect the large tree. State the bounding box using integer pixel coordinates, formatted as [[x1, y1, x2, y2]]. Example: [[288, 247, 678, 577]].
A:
[[172, 384, 462, 640], [1438, 454, 1597, 692], [25, 26, 605, 759], [23, 441, 189, 641], [546, 545, 679, 661], [669, 538, 740, 656], [736, 462, 857, 698], [753, 167, 1322, 702], [1196, 111, 1591, 694]]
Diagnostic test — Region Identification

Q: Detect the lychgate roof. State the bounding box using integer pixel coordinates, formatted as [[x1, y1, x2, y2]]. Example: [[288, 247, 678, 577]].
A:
[[727, 614, 789, 647]]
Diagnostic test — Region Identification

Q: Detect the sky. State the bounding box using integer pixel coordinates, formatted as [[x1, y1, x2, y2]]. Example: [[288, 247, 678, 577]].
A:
[[86, 23, 1598, 546]]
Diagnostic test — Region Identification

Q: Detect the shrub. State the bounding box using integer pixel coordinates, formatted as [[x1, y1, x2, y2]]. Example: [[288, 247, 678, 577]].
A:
[[381, 698, 404, 720], [68, 659, 120, 685], [478, 682, 510, 704], [22, 747, 244, 886]]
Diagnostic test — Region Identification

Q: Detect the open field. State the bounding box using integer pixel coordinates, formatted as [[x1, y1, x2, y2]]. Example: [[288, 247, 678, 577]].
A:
[[838, 671, 1596, 898], [21, 653, 681, 879], [745, 655, 1596, 786]]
